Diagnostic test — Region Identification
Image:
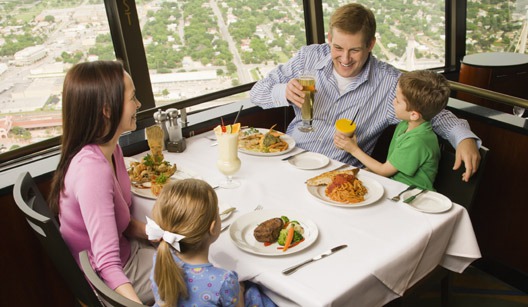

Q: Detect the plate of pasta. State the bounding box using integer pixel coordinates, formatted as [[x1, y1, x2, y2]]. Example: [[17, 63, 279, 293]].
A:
[[306, 174, 384, 207], [238, 127, 295, 156]]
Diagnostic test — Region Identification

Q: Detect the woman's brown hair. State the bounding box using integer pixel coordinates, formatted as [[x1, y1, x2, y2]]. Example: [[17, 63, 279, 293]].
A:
[[48, 61, 125, 214], [152, 179, 218, 307]]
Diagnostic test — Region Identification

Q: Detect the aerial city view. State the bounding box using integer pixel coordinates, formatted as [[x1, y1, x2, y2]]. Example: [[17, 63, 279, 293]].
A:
[[0, 0, 526, 152]]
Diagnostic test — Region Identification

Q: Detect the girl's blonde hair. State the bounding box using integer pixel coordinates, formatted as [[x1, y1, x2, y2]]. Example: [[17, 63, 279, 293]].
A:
[[151, 179, 218, 307]]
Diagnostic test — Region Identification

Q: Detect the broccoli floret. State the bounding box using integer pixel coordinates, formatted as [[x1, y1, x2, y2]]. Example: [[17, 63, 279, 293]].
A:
[[292, 230, 304, 243], [280, 216, 289, 224], [277, 229, 288, 245]]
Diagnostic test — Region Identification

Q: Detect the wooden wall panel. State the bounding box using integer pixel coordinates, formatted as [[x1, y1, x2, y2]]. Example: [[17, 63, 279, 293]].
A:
[[463, 119, 528, 272]]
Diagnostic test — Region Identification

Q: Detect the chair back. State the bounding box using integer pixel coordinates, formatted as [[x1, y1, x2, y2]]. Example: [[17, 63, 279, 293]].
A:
[[79, 250, 148, 307], [434, 141, 489, 212], [13, 172, 102, 307]]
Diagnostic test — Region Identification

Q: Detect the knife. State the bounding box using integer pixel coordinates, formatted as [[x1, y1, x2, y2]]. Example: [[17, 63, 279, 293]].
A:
[[403, 189, 427, 203], [281, 150, 309, 161], [282, 244, 348, 275]]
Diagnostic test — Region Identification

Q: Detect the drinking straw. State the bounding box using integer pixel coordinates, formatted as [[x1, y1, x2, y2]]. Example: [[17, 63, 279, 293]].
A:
[[350, 110, 360, 125], [233, 105, 243, 124], [220, 117, 226, 132]]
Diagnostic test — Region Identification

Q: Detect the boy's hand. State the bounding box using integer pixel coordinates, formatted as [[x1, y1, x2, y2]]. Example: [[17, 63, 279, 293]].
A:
[[334, 132, 358, 153], [454, 138, 481, 182]]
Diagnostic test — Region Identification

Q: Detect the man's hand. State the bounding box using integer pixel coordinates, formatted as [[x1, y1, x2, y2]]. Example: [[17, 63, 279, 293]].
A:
[[286, 79, 305, 107], [454, 138, 481, 182]]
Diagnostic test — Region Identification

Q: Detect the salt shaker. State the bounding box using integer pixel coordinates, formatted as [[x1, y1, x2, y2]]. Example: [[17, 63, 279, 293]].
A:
[[166, 108, 186, 152]]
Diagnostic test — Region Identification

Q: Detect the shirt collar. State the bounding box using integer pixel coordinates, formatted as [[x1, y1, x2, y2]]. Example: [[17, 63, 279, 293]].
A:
[[320, 51, 374, 85]]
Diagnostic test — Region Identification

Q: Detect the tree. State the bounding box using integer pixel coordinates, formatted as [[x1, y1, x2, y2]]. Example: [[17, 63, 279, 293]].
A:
[[10, 126, 31, 140]]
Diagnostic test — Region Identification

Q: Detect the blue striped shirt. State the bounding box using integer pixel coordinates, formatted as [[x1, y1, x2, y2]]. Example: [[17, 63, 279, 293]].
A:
[[250, 44, 479, 166]]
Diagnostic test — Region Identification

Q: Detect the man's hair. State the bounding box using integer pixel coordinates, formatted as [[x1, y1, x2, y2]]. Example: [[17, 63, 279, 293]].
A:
[[329, 3, 376, 46], [399, 70, 451, 121]]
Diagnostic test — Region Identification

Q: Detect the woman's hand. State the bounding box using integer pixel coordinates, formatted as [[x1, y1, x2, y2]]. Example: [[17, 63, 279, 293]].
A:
[[115, 283, 142, 304]]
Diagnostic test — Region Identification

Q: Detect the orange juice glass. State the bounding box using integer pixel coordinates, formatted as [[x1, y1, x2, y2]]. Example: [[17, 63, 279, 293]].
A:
[[335, 118, 357, 137]]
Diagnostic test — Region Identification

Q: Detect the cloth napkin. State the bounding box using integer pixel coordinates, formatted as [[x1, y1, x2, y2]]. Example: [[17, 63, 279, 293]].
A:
[[370, 217, 431, 296]]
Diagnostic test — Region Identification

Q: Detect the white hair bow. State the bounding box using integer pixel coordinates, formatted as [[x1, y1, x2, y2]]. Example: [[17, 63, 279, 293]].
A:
[[145, 217, 186, 252]]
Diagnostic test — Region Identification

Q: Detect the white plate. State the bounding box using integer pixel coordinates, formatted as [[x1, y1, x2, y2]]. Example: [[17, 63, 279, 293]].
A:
[[400, 189, 453, 213], [306, 174, 384, 207], [229, 209, 318, 256], [238, 128, 296, 156], [288, 152, 329, 170], [131, 168, 201, 199]]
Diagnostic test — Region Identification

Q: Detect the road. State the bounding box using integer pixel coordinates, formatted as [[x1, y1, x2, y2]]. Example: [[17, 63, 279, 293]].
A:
[[209, 0, 251, 83]]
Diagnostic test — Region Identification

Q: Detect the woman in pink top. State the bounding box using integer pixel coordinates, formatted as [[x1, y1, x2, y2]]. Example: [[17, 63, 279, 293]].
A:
[[48, 61, 155, 304]]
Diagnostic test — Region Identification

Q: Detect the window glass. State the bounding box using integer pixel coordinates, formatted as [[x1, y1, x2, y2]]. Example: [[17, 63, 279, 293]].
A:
[[0, 0, 113, 153], [322, 1, 446, 71], [136, 0, 305, 108], [466, 1, 526, 54]]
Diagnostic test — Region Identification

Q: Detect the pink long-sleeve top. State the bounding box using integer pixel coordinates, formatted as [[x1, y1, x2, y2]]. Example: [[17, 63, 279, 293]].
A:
[[59, 143, 132, 290]]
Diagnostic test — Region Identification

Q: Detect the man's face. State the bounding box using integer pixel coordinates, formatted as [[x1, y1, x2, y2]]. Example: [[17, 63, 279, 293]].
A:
[[328, 28, 375, 78]]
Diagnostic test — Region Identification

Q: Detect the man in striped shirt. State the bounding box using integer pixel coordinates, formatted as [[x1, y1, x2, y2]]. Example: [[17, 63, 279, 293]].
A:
[[250, 3, 481, 181]]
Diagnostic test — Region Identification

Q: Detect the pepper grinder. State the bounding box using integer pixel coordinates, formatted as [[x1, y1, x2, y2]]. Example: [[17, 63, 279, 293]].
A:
[[166, 108, 186, 152], [153, 109, 169, 149]]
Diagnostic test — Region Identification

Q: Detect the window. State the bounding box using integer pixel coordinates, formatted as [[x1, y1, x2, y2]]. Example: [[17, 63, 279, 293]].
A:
[[466, 0, 527, 54], [135, 0, 306, 109], [322, 1, 446, 71], [1, 0, 475, 166], [0, 1, 113, 155]]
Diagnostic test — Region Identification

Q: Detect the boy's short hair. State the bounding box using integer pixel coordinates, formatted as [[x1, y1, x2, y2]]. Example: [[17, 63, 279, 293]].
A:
[[398, 70, 450, 121], [330, 3, 376, 47]]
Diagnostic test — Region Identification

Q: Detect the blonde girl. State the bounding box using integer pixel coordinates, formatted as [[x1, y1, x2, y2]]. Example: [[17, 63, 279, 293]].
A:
[[147, 179, 244, 307]]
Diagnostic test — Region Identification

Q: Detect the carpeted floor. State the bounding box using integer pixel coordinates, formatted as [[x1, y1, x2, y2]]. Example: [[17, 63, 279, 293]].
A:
[[407, 266, 528, 306]]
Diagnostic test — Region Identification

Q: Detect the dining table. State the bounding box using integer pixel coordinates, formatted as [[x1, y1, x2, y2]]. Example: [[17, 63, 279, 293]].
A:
[[129, 130, 481, 307]]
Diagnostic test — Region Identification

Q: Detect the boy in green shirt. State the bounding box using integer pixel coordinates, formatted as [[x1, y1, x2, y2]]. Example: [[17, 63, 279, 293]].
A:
[[334, 70, 450, 190]]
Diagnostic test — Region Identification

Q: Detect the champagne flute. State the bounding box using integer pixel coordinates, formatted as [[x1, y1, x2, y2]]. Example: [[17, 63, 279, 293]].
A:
[[215, 131, 241, 188], [297, 72, 316, 132]]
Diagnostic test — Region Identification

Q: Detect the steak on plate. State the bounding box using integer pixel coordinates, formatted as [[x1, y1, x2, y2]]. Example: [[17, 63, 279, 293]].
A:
[[253, 218, 284, 242]]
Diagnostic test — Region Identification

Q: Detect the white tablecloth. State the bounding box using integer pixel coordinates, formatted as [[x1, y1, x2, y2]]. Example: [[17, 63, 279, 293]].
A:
[[130, 134, 481, 307]]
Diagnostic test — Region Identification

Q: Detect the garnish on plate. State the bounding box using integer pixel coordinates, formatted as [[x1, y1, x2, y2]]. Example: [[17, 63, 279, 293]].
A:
[[128, 125, 177, 195], [239, 124, 289, 153]]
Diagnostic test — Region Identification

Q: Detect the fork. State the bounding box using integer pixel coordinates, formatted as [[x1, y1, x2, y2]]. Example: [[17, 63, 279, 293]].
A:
[[388, 185, 417, 201], [222, 205, 262, 232]]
